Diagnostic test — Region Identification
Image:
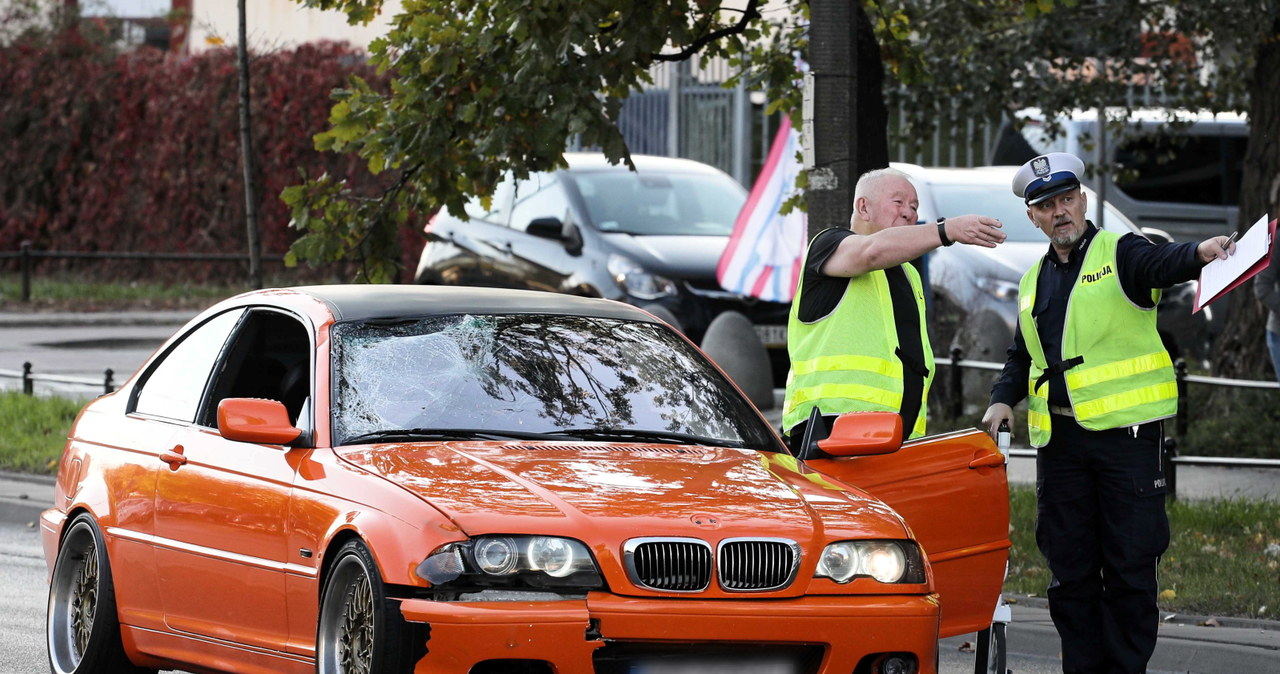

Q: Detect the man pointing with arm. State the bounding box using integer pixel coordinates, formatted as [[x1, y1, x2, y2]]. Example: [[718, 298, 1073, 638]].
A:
[[782, 167, 1005, 451]]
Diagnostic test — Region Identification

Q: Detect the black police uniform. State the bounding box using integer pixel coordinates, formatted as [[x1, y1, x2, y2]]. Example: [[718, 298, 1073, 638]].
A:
[[990, 222, 1204, 673], [785, 227, 930, 449]]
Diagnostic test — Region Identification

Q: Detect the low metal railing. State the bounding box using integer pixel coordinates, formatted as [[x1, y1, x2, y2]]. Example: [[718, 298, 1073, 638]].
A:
[[935, 349, 1280, 499], [0, 363, 115, 396], [1, 242, 285, 302]]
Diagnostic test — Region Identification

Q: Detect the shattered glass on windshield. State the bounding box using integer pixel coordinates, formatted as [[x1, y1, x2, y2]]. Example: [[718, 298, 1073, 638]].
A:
[[331, 314, 776, 449]]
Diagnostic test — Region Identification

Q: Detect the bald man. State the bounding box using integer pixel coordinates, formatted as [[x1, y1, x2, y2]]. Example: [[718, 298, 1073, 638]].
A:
[[782, 167, 1005, 451]]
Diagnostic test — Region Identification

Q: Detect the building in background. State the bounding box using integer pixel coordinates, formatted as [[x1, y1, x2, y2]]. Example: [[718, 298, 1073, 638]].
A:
[[185, 0, 401, 53], [68, 0, 399, 52]]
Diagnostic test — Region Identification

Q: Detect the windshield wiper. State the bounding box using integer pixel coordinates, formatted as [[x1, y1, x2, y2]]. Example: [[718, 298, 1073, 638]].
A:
[[556, 428, 742, 448], [344, 428, 571, 445]]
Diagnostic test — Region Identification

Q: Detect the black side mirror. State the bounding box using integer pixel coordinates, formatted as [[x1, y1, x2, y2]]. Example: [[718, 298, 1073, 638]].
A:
[[527, 216, 565, 240], [527, 215, 584, 256]]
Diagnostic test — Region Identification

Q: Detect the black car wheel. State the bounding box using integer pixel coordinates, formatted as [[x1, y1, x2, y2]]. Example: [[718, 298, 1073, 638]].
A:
[[47, 514, 155, 674], [317, 540, 417, 674]]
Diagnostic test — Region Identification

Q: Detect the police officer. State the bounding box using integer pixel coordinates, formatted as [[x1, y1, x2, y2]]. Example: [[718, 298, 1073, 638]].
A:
[[982, 152, 1236, 673], [783, 167, 1004, 450]]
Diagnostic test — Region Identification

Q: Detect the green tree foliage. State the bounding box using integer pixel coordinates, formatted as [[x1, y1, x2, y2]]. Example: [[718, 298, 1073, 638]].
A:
[[875, 0, 1273, 159], [289, 0, 1277, 288], [284, 0, 816, 282]]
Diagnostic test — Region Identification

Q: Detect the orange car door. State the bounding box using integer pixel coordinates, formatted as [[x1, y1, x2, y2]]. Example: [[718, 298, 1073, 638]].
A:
[[152, 425, 295, 652], [808, 428, 1010, 638]]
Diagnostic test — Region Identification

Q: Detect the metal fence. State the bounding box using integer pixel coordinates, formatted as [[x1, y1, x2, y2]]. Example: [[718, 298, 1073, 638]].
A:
[[0, 363, 116, 396], [935, 350, 1280, 499], [599, 58, 1002, 189], [0, 242, 285, 302]]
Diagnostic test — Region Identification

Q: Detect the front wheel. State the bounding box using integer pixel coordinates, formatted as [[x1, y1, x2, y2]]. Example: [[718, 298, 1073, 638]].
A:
[[316, 540, 419, 674], [47, 514, 155, 674]]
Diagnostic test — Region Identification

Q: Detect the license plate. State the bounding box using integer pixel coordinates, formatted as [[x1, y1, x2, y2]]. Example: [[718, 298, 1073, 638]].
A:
[[754, 324, 788, 347], [631, 656, 799, 674]]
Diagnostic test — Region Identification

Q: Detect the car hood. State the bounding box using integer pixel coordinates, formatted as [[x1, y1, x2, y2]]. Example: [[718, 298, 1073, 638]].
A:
[[601, 233, 727, 281], [948, 241, 1045, 280], [337, 441, 907, 541]]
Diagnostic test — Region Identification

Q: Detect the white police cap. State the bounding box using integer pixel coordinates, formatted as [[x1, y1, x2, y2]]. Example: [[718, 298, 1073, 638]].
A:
[[1012, 152, 1085, 205]]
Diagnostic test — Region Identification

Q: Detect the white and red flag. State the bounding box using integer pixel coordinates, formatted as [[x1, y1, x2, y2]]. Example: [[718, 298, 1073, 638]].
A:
[[716, 116, 807, 303]]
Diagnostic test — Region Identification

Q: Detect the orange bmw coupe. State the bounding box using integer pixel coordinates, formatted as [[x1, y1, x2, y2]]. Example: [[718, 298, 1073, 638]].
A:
[[42, 285, 1009, 674]]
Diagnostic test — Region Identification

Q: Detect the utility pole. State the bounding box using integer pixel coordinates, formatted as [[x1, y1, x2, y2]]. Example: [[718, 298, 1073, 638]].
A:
[[804, 0, 889, 239], [237, 0, 263, 289]]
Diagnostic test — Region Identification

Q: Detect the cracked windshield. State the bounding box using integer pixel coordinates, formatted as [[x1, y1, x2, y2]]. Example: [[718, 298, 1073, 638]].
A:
[[331, 314, 776, 449]]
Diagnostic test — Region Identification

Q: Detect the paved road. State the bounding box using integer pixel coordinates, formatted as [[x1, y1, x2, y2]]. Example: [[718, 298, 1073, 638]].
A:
[[0, 311, 192, 398]]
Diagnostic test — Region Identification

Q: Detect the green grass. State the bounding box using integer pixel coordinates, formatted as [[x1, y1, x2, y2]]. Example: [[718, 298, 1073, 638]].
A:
[[0, 273, 244, 310], [1005, 485, 1280, 620], [0, 271, 348, 312], [0, 391, 83, 474]]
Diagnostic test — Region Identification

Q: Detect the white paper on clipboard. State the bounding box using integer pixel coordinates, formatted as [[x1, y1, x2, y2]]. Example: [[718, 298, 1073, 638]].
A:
[[1195, 213, 1273, 312]]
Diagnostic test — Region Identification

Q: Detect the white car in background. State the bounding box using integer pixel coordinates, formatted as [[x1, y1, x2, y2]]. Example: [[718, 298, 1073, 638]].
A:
[[896, 163, 1217, 368]]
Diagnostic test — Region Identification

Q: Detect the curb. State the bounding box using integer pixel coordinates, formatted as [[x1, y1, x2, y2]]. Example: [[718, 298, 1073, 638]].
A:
[[1008, 594, 1280, 632], [0, 469, 56, 486]]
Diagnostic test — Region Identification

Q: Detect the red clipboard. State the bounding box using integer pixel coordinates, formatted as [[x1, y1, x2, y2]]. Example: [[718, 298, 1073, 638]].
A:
[[1193, 216, 1276, 313]]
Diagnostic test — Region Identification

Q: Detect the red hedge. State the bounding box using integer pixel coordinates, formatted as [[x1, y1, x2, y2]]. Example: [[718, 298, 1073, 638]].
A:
[[0, 37, 406, 280]]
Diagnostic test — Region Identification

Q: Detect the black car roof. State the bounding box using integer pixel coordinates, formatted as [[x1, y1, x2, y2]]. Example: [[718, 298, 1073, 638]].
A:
[[288, 285, 657, 324]]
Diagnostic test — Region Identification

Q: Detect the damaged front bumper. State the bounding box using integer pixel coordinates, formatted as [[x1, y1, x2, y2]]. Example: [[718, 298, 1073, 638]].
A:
[[397, 592, 942, 673]]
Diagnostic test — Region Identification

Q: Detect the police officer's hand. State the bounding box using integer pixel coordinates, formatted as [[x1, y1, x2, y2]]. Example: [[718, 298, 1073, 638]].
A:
[[982, 402, 1014, 441], [1196, 234, 1236, 263], [943, 215, 1006, 248]]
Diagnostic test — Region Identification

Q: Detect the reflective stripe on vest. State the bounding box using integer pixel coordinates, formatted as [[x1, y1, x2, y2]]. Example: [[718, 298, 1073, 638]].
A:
[[1017, 230, 1176, 447], [782, 246, 932, 439]]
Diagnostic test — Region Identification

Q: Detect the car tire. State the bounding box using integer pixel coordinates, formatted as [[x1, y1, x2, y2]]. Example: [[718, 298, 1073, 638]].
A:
[[317, 540, 419, 674], [47, 514, 156, 674]]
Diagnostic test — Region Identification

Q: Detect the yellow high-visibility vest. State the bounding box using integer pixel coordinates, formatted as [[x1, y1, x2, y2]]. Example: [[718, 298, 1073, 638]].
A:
[[1019, 230, 1177, 447], [783, 243, 933, 439]]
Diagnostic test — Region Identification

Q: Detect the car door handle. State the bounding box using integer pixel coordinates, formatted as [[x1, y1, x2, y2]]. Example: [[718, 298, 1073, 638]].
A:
[[968, 452, 1006, 469], [160, 445, 187, 470]]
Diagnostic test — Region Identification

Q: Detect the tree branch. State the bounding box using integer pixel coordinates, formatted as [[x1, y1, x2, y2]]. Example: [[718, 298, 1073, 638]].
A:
[[651, 0, 761, 62]]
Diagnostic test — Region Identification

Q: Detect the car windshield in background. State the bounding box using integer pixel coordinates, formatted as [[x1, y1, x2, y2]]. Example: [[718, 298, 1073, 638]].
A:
[[331, 314, 776, 450], [570, 171, 745, 236], [930, 185, 1044, 242], [930, 183, 1137, 244]]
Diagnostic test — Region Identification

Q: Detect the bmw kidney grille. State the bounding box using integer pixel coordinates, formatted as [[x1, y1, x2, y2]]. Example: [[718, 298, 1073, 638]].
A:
[[624, 537, 800, 592]]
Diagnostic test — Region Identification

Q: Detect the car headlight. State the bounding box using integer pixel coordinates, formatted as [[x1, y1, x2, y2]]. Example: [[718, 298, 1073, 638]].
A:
[[815, 540, 925, 584], [975, 276, 1019, 301], [528, 536, 579, 577], [474, 537, 520, 575], [607, 254, 678, 300], [416, 535, 603, 590]]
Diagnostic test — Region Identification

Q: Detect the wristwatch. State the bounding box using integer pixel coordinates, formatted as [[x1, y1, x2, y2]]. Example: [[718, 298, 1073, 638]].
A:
[[937, 217, 954, 247]]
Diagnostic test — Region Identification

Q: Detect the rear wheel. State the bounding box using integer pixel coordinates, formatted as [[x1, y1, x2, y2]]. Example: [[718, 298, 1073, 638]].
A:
[[317, 540, 418, 674], [47, 514, 154, 674]]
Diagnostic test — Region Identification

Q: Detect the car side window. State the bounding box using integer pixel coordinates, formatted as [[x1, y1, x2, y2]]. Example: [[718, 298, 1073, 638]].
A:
[[133, 309, 243, 422], [199, 309, 312, 428], [462, 173, 515, 225], [508, 173, 567, 233]]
